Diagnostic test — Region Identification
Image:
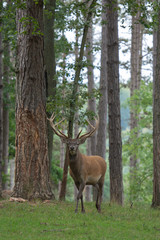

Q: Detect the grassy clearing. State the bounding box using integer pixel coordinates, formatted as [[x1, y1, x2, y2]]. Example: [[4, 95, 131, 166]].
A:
[[0, 200, 160, 240]]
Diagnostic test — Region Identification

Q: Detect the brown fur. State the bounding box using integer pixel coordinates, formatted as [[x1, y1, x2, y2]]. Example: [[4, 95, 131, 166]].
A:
[[48, 114, 107, 213], [68, 148, 106, 213]]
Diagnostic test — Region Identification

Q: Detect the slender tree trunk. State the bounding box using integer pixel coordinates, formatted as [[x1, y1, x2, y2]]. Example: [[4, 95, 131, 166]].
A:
[[59, 0, 97, 200], [96, 0, 108, 203], [12, 0, 54, 200], [74, 112, 79, 200], [96, 0, 108, 160], [130, 3, 143, 199], [10, 159, 15, 190], [73, 19, 79, 200], [58, 52, 66, 195], [2, 40, 10, 190], [86, 22, 96, 201], [44, 0, 56, 169], [0, 0, 3, 197], [86, 28, 96, 156], [152, 5, 160, 207], [106, 0, 123, 205], [85, 132, 92, 201]]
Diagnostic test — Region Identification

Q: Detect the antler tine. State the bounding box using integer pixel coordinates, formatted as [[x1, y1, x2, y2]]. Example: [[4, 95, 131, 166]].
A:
[[86, 119, 95, 130], [47, 113, 68, 139], [76, 129, 83, 139], [78, 116, 99, 140], [54, 118, 65, 127], [48, 112, 56, 122]]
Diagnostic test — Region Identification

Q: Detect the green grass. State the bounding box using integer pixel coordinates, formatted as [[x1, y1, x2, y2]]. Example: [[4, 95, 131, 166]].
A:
[[0, 200, 160, 240]]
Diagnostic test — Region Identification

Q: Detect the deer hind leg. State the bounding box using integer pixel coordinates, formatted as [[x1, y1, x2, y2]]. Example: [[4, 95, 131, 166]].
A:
[[95, 182, 103, 213], [75, 182, 85, 213], [98, 185, 103, 213], [95, 184, 100, 212]]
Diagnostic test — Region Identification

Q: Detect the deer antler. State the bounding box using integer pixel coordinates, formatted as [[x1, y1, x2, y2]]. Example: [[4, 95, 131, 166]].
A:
[[47, 113, 68, 139], [77, 116, 99, 140]]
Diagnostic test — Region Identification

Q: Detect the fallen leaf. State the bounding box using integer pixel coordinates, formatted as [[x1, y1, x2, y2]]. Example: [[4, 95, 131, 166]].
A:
[[9, 197, 27, 203]]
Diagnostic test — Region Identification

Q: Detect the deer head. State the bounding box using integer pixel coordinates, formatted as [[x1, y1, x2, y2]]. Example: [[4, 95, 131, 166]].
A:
[[47, 113, 99, 155]]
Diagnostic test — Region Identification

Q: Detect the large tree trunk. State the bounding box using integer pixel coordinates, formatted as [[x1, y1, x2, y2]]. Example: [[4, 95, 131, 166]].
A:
[[0, 0, 3, 197], [96, 0, 107, 160], [2, 40, 10, 190], [130, 3, 143, 199], [152, 6, 160, 207], [44, 0, 56, 168], [106, 0, 123, 205], [12, 0, 54, 200]]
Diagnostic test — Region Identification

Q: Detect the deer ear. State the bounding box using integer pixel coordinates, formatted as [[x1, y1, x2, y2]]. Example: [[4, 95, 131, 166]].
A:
[[61, 137, 68, 143], [79, 138, 86, 144]]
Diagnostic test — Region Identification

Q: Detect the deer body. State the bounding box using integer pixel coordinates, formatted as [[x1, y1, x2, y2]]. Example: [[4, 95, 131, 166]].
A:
[[69, 151, 106, 186], [68, 149, 106, 213], [48, 113, 107, 213]]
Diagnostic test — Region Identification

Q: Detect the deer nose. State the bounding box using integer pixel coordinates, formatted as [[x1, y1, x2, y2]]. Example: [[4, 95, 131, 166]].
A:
[[70, 146, 74, 151]]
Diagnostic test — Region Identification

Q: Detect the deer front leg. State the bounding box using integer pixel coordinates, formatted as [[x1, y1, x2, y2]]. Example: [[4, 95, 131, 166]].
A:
[[95, 183, 103, 213], [75, 182, 85, 213], [80, 194, 85, 213]]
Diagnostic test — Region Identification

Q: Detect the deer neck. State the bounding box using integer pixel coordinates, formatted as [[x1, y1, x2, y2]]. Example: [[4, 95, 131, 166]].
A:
[[68, 149, 82, 172]]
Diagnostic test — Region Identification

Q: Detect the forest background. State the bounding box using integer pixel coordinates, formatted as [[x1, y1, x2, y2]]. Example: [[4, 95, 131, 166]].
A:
[[0, 0, 159, 207]]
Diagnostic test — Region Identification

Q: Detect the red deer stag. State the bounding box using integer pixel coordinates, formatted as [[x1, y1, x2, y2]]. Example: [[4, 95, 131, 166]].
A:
[[48, 113, 106, 213]]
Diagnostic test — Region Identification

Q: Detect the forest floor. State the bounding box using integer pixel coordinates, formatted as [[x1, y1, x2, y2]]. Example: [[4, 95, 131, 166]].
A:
[[0, 199, 160, 240]]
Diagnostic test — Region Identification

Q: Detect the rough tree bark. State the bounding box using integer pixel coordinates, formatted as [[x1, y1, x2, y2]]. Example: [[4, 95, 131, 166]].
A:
[[106, 0, 123, 205], [12, 0, 54, 200], [152, 4, 160, 207], [0, 0, 2, 197], [2, 39, 10, 190], [44, 0, 56, 168]]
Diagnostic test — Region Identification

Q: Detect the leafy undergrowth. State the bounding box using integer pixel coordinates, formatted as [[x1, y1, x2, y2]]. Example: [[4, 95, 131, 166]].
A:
[[0, 200, 160, 240]]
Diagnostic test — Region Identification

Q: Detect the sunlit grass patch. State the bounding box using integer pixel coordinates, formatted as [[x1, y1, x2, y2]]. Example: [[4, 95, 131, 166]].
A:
[[0, 201, 160, 240]]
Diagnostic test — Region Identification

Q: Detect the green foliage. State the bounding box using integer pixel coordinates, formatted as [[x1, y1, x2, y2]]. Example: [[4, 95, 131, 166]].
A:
[[121, 0, 155, 29], [0, 202, 160, 240], [1, 2, 17, 160], [15, 0, 26, 10], [51, 163, 63, 185], [2, 172, 10, 186], [34, 0, 39, 4], [47, 79, 100, 126], [49, 0, 102, 132], [19, 16, 43, 36], [51, 135, 63, 185], [1, 2, 17, 49], [55, 35, 73, 60], [123, 80, 153, 203]]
